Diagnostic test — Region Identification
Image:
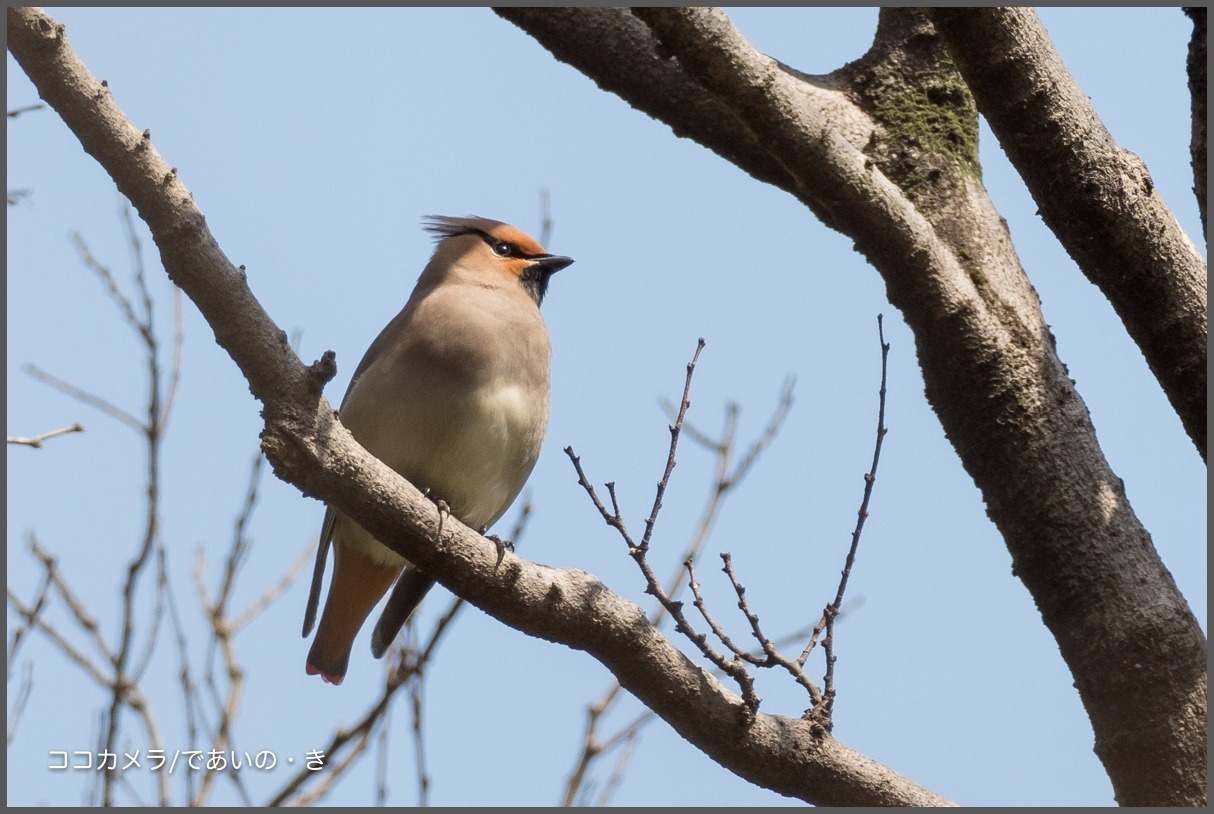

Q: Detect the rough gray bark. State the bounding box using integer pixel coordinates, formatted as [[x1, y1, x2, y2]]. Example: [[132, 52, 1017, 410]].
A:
[[498, 6, 1206, 806], [1184, 7, 1207, 234], [6, 6, 952, 807], [929, 8, 1207, 462]]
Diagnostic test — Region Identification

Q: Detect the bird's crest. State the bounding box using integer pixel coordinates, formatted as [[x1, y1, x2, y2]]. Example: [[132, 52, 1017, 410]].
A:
[[423, 215, 547, 257]]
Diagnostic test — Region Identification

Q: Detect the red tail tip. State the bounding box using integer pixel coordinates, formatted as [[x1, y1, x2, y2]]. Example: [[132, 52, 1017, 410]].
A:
[[305, 661, 344, 686]]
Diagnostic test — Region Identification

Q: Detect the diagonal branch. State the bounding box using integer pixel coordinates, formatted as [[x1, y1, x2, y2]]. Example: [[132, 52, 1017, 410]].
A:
[[24, 364, 142, 433], [930, 7, 1208, 461], [494, 8, 799, 195]]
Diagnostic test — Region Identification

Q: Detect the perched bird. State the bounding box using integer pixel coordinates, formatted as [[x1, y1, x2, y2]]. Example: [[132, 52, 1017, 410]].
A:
[[302, 215, 573, 685]]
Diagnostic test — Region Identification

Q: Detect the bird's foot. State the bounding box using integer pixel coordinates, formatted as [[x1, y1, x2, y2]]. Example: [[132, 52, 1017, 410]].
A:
[[421, 489, 450, 542], [483, 531, 514, 566]]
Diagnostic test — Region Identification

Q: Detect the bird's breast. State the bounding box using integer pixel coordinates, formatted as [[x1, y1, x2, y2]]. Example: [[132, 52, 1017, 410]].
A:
[[338, 329, 550, 536], [387, 375, 548, 531]]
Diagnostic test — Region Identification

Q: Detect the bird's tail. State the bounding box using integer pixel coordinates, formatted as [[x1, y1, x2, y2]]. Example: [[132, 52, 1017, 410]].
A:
[[371, 567, 437, 658], [306, 542, 402, 685]]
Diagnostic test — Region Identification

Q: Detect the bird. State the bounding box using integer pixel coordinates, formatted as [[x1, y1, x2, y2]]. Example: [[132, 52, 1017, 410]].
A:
[[301, 215, 573, 685]]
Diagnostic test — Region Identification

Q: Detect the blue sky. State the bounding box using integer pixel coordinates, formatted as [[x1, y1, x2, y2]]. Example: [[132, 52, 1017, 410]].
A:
[[7, 7, 1205, 807]]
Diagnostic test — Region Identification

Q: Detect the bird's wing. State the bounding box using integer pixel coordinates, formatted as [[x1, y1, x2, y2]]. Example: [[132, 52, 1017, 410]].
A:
[[302, 304, 413, 638], [302, 505, 339, 637]]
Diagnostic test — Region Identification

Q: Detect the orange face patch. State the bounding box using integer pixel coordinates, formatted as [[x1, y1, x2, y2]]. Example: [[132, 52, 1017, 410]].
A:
[[484, 223, 547, 258]]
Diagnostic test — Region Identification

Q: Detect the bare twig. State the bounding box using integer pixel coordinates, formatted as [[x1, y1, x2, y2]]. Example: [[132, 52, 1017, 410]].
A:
[[6, 662, 34, 745], [568, 339, 761, 714], [6, 423, 84, 447], [408, 644, 430, 807], [24, 365, 142, 433], [12, 225, 182, 804], [190, 450, 279, 807], [375, 689, 392, 805], [160, 544, 199, 805], [9, 534, 172, 805], [7, 539, 54, 669], [719, 553, 822, 704], [129, 542, 169, 682], [538, 187, 553, 248], [800, 315, 890, 725], [4, 538, 49, 747], [638, 339, 706, 554], [71, 230, 145, 339], [7, 588, 110, 688], [10, 207, 329, 806], [216, 453, 264, 614], [7, 102, 43, 117], [27, 536, 111, 660], [115, 206, 184, 430], [92, 221, 167, 806], [230, 542, 313, 634], [660, 375, 794, 494], [686, 556, 754, 663], [265, 660, 407, 806], [590, 731, 639, 807], [650, 376, 795, 632], [123, 679, 171, 806], [562, 321, 884, 801], [563, 364, 795, 806]]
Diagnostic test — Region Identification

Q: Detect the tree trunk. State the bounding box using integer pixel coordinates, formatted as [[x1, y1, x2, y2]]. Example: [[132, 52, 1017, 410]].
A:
[[498, 7, 1208, 805]]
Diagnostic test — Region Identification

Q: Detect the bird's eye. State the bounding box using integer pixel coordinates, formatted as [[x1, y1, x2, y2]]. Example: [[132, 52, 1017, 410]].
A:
[[491, 240, 513, 257]]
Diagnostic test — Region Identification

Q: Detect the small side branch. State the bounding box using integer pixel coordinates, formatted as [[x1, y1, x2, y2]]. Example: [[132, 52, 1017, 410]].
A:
[[639, 338, 706, 554], [719, 553, 825, 706], [566, 339, 761, 711], [7, 103, 43, 118], [6, 423, 84, 448]]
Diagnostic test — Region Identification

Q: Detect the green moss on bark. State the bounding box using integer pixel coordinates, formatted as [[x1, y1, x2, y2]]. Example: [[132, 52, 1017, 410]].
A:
[[871, 74, 980, 178]]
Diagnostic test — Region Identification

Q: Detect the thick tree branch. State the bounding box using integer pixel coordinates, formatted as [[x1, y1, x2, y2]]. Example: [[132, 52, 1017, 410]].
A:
[[1184, 7, 1207, 233], [7, 7, 950, 806], [930, 7, 1208, 461], [494, 7, 808, 196], [500, 6, 1205, 805]]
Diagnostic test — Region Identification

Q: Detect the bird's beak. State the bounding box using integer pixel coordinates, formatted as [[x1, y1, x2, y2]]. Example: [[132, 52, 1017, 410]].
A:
[[533, 254, 575, 274]]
